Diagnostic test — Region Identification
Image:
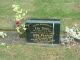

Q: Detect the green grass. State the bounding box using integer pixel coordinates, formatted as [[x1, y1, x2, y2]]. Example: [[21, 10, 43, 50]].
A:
[[0, 1, 80, 60], [0, 44, 80, 60], [0, 0, 80, 31]]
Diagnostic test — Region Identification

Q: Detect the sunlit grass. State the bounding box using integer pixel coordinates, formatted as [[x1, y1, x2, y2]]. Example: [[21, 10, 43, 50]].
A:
[[0, 0, 80, 30], [0, 44, 80, 60]]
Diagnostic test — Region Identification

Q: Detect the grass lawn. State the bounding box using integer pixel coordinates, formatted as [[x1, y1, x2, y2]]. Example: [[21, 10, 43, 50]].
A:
[[0, 0, 80, 31], [0, 44, 80, 60], [0, 0, 80, 60]]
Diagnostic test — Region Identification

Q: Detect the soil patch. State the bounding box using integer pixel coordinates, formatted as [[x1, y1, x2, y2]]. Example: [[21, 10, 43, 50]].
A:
[[0, 31, 27, 44]]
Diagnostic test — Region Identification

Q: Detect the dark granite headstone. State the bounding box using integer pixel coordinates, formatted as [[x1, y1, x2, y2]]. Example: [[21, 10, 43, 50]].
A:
[[25, 19, 60, 44]]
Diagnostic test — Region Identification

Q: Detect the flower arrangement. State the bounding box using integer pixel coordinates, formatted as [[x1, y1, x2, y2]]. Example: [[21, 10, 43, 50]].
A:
[[12, 4, 27, 34], [65, 24, 80, 40], [61, 23, 80, 46]]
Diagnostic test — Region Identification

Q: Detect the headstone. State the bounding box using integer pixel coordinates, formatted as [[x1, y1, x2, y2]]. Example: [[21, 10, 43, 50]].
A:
[[25, 19, 60, 44]]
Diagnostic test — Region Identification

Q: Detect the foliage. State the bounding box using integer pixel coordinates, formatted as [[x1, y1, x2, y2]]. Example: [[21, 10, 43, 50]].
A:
[[16, 24, 26, 34], [12, 4, 27, 34], [12, 4, 27, 20]]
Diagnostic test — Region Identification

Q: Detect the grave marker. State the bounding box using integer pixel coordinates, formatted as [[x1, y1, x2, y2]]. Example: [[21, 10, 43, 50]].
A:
[[25, 19, 60, 44]]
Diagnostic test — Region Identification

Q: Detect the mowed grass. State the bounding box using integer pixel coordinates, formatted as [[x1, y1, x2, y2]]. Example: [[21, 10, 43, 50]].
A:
[[0, 0, 80, 30], [0, 44, 80, 60], [0, 1, 80, 60]]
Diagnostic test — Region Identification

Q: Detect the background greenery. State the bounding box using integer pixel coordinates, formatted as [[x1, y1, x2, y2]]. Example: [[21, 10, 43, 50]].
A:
[[0, 0, 80, 31]]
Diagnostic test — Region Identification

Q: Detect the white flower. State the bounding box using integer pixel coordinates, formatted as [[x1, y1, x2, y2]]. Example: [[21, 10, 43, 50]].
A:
[[12, 4, 27, 20], [23, 28, 26, 30], [12, 4, 20, 12], [22, 13, 26, 16], [65, 24, 80, 40], [65, 26, 70, 33], [21, 24, 25, 27], [12, 4, 16, 8], [16, 27, 20, 33]]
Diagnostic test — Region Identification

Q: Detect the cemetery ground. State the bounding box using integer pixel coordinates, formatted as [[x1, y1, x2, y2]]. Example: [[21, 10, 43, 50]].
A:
[[0, 43, 80, 60], [0, 0, 80, 60], [0, 31, 80, 60]]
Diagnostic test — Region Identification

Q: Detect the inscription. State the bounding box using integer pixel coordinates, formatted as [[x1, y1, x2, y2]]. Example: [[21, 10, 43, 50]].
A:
[[29, 23, 54, 43]]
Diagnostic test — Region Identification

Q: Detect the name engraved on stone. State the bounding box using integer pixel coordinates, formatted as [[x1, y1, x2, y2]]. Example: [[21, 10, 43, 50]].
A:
[[29, 23, 53, 43]]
